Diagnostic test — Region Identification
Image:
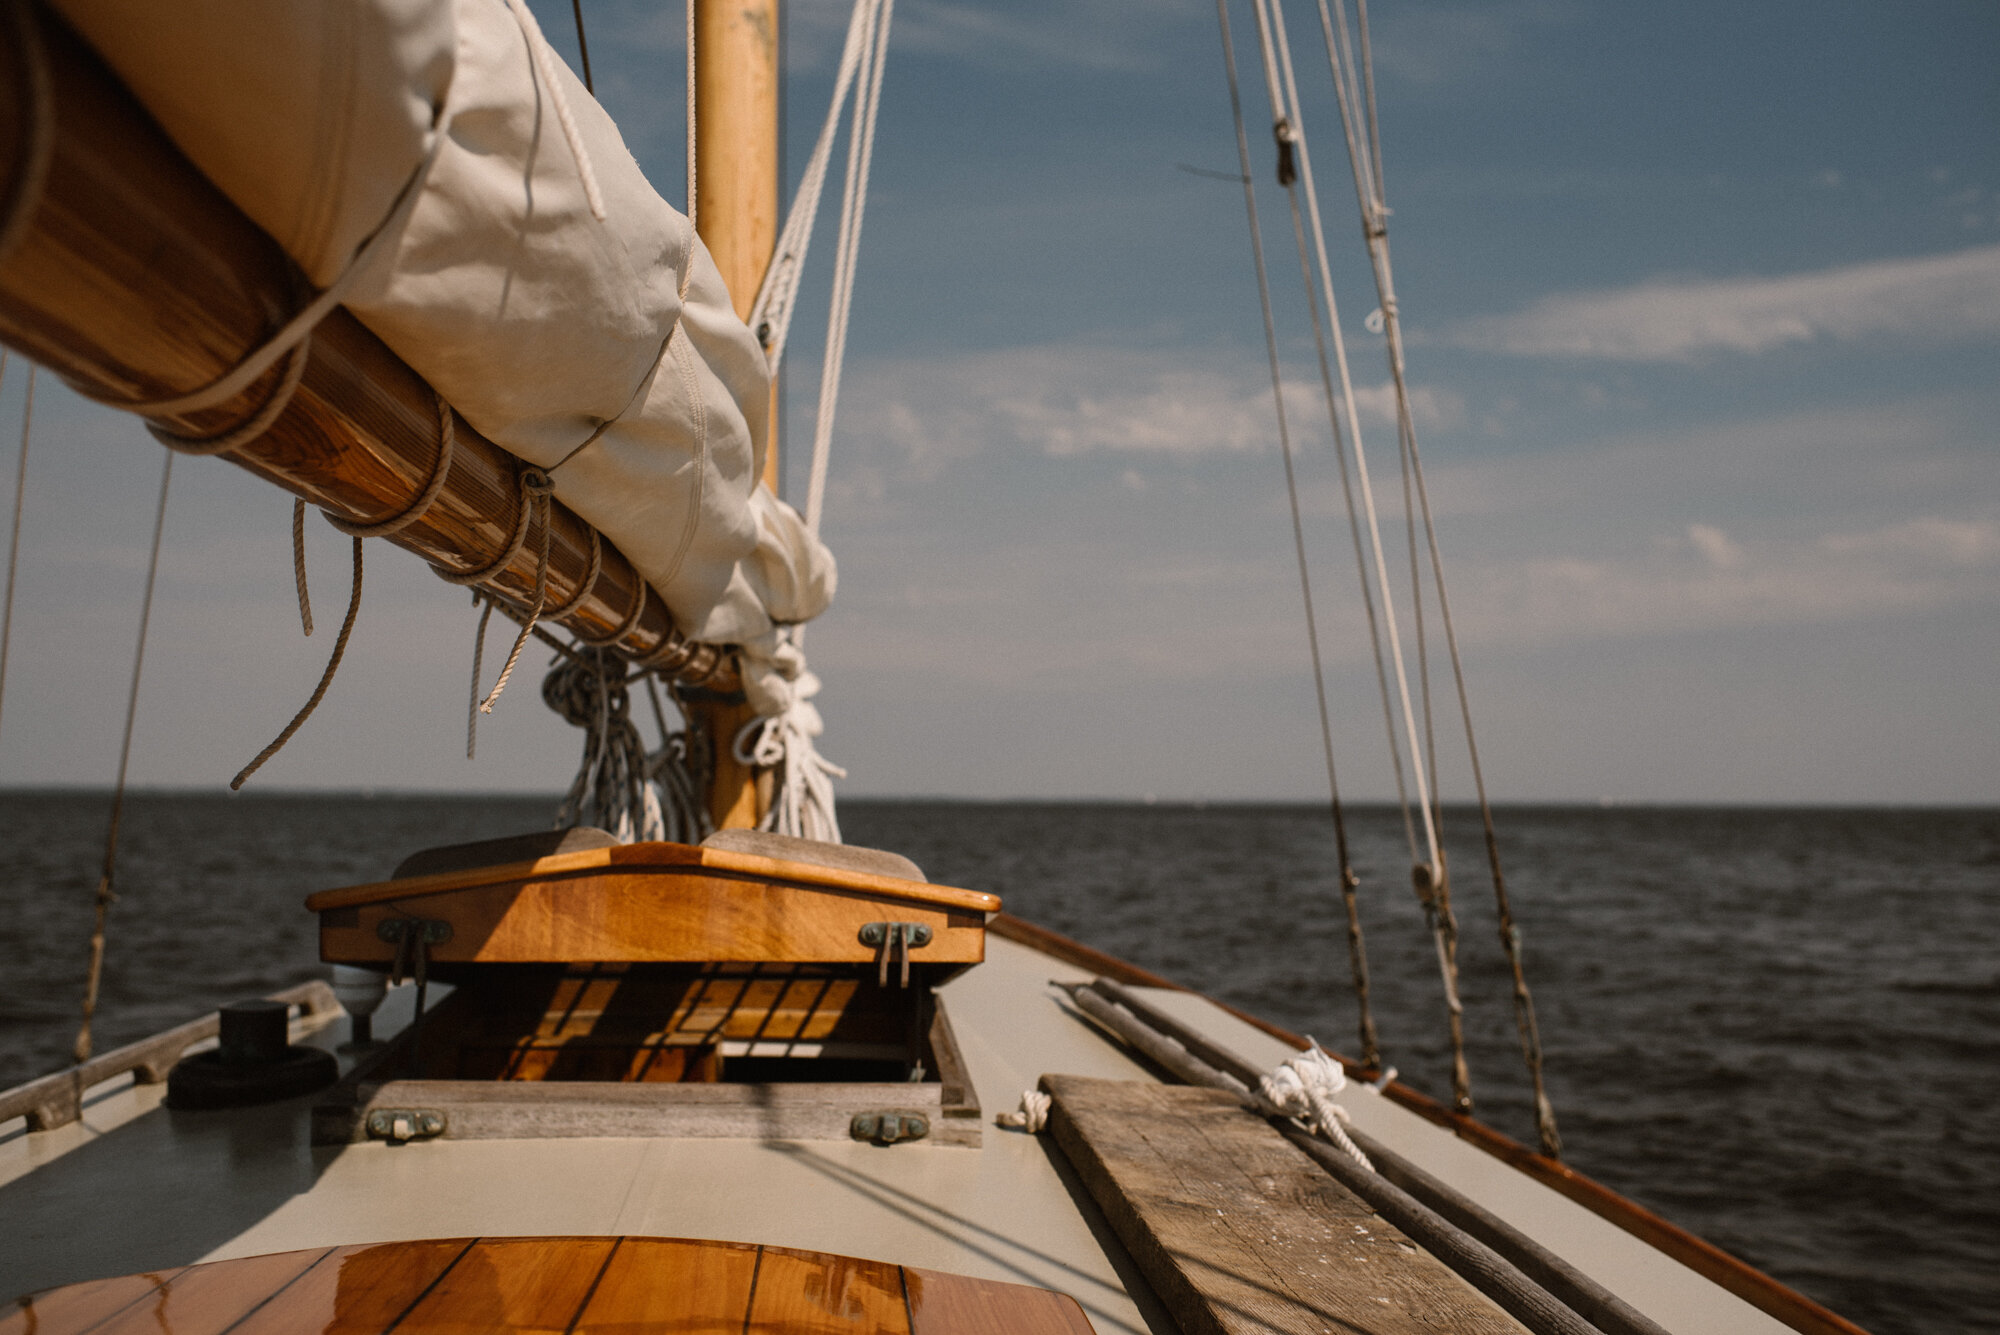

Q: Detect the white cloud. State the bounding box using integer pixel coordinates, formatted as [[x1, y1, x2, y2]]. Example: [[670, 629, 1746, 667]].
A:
[[1446, 243, 2000, 361], [835, 344, 1460, 464]]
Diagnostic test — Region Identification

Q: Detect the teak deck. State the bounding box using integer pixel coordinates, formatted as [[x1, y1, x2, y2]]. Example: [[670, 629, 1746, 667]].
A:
[[1043, 1075, 1528, 1335], [0, 1237, 1099, 1334]]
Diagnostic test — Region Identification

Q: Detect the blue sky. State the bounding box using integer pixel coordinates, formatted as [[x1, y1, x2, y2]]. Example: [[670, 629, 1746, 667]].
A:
[[1, 0, 1994, 802]]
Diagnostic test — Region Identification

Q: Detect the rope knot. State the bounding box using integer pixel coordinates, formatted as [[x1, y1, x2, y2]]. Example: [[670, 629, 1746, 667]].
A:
[[1260, 1043, 1372, 1172], [521, 467, 555, 498]]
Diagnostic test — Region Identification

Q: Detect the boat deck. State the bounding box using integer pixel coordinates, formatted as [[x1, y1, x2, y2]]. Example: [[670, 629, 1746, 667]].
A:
[[4, 933, 1795, 1335]]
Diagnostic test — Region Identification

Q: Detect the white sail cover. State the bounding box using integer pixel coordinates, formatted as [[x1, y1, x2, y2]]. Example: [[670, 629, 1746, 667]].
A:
[[53, 0, 831, 714]]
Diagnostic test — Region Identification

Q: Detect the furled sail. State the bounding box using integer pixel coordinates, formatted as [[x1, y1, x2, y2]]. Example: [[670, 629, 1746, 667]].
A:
[[51, 0, 834, 715]]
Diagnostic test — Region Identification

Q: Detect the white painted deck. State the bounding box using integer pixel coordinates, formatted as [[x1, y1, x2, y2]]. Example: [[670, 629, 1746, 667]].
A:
[[4, 933, 1793, 1334]]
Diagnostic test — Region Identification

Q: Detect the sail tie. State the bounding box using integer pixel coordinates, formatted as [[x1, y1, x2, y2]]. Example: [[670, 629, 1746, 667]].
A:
[[732, 662, 845, 844]]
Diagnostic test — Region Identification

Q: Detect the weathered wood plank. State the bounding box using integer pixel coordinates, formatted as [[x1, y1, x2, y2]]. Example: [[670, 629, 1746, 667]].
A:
[[746, 1248, 909, 1334], [904, 1267, 1098, 1335], [1042, 1075, 1527, 1335], [317, 1079, 967, 1146]]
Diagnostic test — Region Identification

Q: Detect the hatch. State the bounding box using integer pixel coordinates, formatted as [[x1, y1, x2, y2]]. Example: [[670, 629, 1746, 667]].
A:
[[305, 830, 993, 1148]]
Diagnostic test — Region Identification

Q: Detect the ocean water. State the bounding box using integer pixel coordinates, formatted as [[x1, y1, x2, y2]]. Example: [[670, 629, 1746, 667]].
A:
[[1, 793, 1994, 1334]]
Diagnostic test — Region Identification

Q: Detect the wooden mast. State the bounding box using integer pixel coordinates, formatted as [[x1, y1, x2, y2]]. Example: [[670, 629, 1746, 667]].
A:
[[687, 0, 782, 830]]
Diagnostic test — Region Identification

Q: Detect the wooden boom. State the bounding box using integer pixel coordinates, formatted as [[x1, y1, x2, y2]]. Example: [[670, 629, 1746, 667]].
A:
[[0, 5, 735, 689]]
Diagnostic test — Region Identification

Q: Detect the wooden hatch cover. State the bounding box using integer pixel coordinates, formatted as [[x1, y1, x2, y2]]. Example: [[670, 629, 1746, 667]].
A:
[[305, 840, 1000, 969], [0, 1237, 1098, 1334]]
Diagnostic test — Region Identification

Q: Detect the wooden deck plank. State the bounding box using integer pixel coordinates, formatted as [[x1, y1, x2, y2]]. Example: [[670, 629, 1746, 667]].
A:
[[903, 1267, 1097, 1335], [228, 1239, 475, 1335], [393, 1238, 617, 1334], [570, 1238, 760, 1334], [0, 1270, 187, 1335], [86, 1249, 332, 1335], [745, 1248, 910, 1334], [1042, 1076, 1527, 1335]]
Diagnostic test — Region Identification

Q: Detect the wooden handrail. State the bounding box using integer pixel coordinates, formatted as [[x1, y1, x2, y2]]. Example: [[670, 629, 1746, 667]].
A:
[[0, 5, 734, 688], [0, 980, 340, 1134]]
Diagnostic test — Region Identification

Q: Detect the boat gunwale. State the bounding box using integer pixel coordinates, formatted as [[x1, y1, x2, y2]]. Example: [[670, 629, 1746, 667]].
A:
[[986, 912, 1871, 1335]]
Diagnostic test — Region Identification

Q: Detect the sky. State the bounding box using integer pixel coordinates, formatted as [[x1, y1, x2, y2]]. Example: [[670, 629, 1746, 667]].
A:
[[0, 0, 1994, 803]]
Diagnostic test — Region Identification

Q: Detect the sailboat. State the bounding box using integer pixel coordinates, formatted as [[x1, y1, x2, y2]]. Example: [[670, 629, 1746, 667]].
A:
[[0, 1, 1873, 1332]]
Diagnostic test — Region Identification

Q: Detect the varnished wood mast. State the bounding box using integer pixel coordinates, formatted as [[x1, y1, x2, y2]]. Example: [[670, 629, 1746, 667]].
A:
[[688, 0, 783, 828], [0, 6, 732, 688]]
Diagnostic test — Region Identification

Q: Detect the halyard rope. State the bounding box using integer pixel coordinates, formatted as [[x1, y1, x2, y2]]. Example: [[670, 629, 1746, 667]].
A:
[[75, 451, 172, 1062], [1222, 0, 1391, 1072], [0, 358, 29, 746], [1308, 0, 1560, 1149], [1251, 0, 1474, 1115]]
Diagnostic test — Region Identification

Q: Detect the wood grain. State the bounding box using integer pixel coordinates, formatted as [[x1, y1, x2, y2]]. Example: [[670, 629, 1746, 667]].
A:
[[1042, 1075, 1526, 1335], [746, 1248, 909, 1335], [231, 1240, 475, 1335], [89, 1248, 334, 1335], [904, 1268, 1097, 1335], [0, 6, 725, 682], [571, 1238, 760, 1334], [7, 1240, 1102, 1334], [392, 1238, 618, 1334], [304, 842, 1000, 916], [0, 1270, 187, 1335]]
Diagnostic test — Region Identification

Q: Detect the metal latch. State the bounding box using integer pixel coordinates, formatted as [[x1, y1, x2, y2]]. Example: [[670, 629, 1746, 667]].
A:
[[377, 918, 453, 946], [850, 1111, 930, 1145], [366, 1108, 446, 1142], [858, 922, 932, 987]]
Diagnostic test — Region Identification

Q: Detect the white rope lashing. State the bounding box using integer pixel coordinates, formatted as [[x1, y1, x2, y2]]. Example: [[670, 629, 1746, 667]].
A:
[[733, 664, 845, 843], [1260, 1044, 1373, 1172]]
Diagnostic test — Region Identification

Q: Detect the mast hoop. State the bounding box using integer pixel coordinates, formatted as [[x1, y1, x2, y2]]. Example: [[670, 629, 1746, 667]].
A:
[[146, 334, 310, 458], [573, 568, 648, 648], [429, 461, 541, 588], [541, 526, 604, 622], [325, 393, 457, 538]]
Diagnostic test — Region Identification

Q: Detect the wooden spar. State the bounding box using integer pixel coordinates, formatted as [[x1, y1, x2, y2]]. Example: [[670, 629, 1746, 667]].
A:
[[690, 0, 783, 829], [0, 6, 735, 690]]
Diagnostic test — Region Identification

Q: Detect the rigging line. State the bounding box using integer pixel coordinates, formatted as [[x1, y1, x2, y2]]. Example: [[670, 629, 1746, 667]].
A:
[[1318, 0, 1555, 1141], [0, 357, 27, 744], [1277, 183, 1382, 1072], [804, 0, 893, 540], [569, 0, 594, 94], [1259, 0, 1469, 1110], [1258, 0, 1426, 875], [231, 535, 364, 791], [1217, 0, 1391, 1068], [684, 0, 696, 229], [75, 449, 173, 1064], [466, 592, 494, 758], [748, 0, 879, 372]]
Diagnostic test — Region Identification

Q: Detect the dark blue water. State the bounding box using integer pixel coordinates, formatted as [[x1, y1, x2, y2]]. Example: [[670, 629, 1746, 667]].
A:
[[2, 794, 1995, 1333]]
